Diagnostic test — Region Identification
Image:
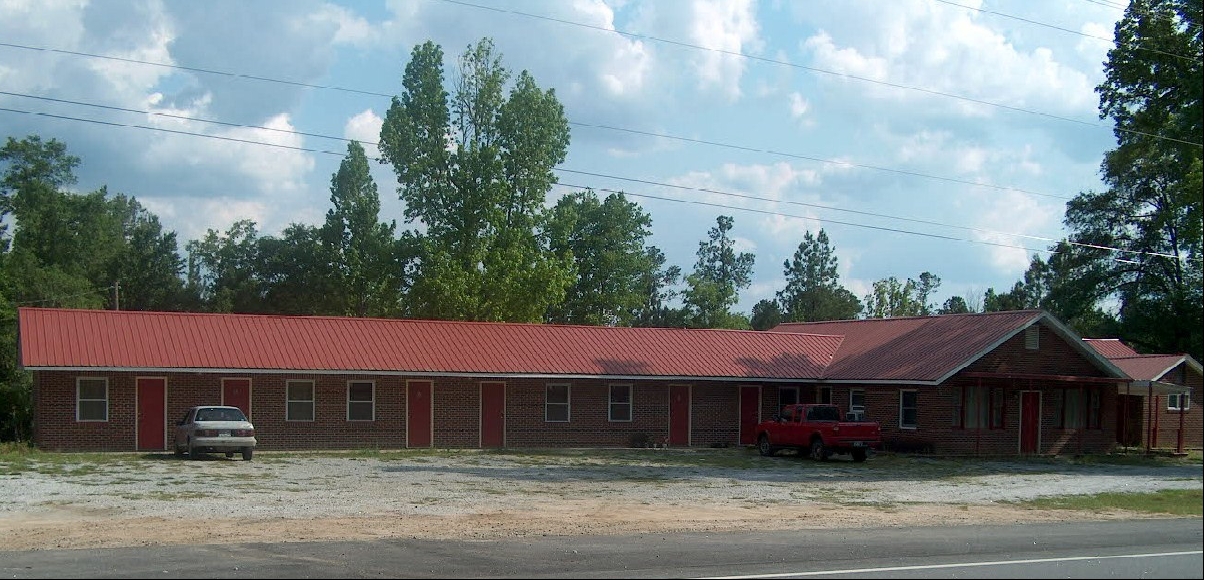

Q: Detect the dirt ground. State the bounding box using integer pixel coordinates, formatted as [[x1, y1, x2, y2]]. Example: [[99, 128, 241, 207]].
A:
[[0, 501, 1182, 552], [0, 451, 1201, 551]]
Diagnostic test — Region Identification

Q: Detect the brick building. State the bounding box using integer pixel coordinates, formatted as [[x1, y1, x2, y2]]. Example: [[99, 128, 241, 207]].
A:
[[1084, 339, 1203, 452], [18, 307, 1161, 456]]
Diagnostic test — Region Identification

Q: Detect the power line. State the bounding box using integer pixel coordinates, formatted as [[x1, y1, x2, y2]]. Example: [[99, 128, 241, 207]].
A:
[[567, 121, 1070, 201], [0, 42, 395, 99], [430, 0, 1201, 148], [930, 0, 1200, 64], [0, 105, 1189, 263], [2, 89, 1072, 201]]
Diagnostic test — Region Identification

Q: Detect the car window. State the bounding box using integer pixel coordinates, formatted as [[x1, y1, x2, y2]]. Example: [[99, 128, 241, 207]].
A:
[[218, 408, 247, 421], [808, 406, 839, 421]]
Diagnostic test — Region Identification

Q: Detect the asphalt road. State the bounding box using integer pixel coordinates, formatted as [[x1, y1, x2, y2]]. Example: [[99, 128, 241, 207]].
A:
[[0, 518, 1203, 579]]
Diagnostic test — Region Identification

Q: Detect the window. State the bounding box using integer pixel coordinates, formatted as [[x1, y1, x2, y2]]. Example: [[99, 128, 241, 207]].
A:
[[849, 389, 865, 414], [1059, 388, 1103, 429], [608, 384, 632, 422], [286, 380, 315, 421], [961, 386, 1004, 429], [1024, 326, 1040, 350], [348, 381, 375, 421], [818, 386, 832, 405], [778, 387, 798, 413], [1168, 389, 1192, 411], [778, 406, 794, 422], [899, 390, 917, 429], [545, 384, 570, 422], [76, 378, 108, 422]]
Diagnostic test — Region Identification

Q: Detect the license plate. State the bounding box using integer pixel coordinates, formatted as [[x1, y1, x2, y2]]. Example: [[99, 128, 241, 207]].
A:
[[853, 441, 867, 447], [217, 431, 230, 437]]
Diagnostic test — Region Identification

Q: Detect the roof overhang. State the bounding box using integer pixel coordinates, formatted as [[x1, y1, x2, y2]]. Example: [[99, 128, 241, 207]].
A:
[[959, 371, 1128, 384], [1120, 380, 1191, 397]]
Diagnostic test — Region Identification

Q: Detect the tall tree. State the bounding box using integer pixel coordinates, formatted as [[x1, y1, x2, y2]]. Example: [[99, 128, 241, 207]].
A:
[[682, 215, 754, 329], [186, 220, 264, 313], [1059, 0, 1202, 357], [320, 141, 401, 317], [776, 229, 861, 322], [863, 272, 940, 318], [545, 189, 659, 326], [630, 246, 684, 328], [938, 295, 971, 314], [749, 298, 782, 330], [0, 136, 79, 253], [379, 38, 573, 322]]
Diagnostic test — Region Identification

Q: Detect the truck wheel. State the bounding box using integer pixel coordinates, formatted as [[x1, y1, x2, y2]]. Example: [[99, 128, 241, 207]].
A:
[[811, 438, 828, 461], [757, 435, 774, 457], [851, 449, 867, 462]]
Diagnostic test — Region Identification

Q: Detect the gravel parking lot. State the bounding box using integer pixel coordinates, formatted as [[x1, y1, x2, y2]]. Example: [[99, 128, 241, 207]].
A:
[[0, 448, 1203, 551]]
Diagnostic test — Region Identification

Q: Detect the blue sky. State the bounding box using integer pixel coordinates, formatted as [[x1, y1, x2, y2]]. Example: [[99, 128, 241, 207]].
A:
[[0, 0, 1132, 315]]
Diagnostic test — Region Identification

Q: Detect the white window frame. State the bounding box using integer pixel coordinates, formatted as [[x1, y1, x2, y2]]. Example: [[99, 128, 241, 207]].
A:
[[1168, 389, 1192, 411], [849, 388, 865, 414], [608, 384, 633, 422], [899, 389, 917, 430], [545, 383, 570, 423], [347, 380, 375, 422], [76, 377, 109, 422], [286, 380, 315, 422]]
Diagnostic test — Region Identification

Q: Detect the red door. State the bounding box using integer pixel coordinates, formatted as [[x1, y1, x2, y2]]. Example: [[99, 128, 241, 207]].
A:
[[481, 382, 505, 448], [408, 381, 433, 448], [739, 386, 760, 444], [1020, 391, 1041, 454], [669, 385, 690, 446], [222, 378, 251, 419], [136, 378, 165, 451]]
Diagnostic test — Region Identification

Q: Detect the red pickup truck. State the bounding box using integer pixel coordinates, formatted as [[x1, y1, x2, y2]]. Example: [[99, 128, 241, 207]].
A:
[[755, 403, 882, 462]]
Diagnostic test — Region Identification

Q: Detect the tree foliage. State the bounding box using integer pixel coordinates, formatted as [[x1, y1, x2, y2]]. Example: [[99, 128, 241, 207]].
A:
[[682, 215, 754, 329], [863, 272, 940, 319], [545, 189, 664, 326], [379, 38, 573, 322], [319, 141, 401, 317], [1054, 0, 1202, 357], [776, 229, 861, 322]]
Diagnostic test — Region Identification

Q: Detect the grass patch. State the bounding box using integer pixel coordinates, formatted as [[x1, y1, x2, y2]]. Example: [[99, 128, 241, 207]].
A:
[[1009, 488, 1202, 516]]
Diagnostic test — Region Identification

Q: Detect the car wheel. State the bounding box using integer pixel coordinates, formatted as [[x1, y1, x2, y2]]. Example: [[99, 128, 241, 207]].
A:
[[188, 441, 200, 460], [173, 442, 185, 457], [241, 447, 253, 461], [757, 435, 774, 457], [852, 449, 867, 463], [225, 452, 234, 459], [811, 438, 828, 461]]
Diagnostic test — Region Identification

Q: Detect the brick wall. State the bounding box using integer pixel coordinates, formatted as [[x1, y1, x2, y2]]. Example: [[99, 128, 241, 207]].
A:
[[35, 371, 757, 451]]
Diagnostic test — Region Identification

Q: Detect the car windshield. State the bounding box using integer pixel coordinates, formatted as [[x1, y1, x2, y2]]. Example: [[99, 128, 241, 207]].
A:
[[196, 408, 246, 422]]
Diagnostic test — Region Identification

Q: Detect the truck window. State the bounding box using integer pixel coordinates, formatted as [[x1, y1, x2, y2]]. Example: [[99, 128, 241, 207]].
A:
[[807, 406, 839, 421], [779, 407, 794, 422]]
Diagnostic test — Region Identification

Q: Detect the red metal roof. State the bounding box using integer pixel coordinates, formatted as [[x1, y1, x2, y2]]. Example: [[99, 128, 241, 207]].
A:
[[18, 308, 843, 380], [773, 310, 1062, 382], [1082, 338, 1141, 359], [1104, 354, 1187, 382]]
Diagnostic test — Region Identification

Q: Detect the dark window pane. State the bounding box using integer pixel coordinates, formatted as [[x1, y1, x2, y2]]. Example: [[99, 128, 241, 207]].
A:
[[350, 382, 374, 402]]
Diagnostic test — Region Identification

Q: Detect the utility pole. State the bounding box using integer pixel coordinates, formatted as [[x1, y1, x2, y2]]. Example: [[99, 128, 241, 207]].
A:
[[113, 281, 119, 311]]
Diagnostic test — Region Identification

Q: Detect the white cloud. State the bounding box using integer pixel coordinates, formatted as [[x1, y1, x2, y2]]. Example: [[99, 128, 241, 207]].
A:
[[343, 109, 383, 157], [798, 2, 1099, 117], [971, 191, 1060, 275], [788, 92, 808, 118], [685, 0, 762, 101]]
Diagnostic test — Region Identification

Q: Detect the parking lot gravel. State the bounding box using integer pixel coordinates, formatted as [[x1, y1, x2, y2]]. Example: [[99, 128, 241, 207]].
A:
[[0, 449, 1203, 551]]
